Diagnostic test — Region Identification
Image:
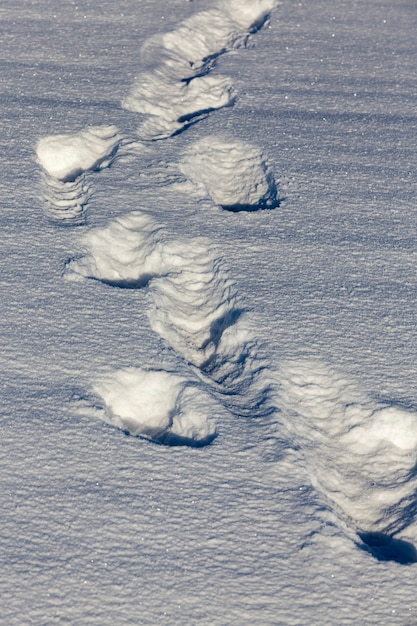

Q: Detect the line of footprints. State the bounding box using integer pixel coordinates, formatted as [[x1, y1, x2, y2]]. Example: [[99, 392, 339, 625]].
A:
[[35, 0, 417, 562]]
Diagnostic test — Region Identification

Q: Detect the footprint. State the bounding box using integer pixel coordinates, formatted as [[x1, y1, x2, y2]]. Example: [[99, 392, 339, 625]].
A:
[[139, 10, 248, 80], [219, 0, 280, 32], [277, 359, 417, 545], [84, 367, 218, 446], [67, 211, 273, 419], [123, 74, 236, 141], [179, 135, 278, 211], [122, 1, 279, 139], [36, 125, 124, 224], [65, 212, 168, 285]]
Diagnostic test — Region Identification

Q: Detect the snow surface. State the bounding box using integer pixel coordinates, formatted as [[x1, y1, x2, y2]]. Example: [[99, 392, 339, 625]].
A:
[[2, 0, 417, 624]]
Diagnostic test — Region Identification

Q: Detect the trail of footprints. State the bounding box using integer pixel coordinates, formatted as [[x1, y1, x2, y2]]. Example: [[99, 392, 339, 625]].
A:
[[36, 0, 417, 560]]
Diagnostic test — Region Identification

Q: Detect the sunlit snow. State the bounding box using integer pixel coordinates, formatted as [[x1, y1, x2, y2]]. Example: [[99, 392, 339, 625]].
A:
[[2, 0, 417, 623]]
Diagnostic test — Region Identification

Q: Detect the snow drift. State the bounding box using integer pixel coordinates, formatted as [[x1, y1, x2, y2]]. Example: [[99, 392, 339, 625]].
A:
[[92, 367, 218, 446], [36, 125, 123, 224], [278, 359, 417, 538], [180, 135, 278, 210]]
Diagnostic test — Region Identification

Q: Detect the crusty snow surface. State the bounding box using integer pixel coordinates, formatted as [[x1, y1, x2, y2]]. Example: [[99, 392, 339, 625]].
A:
[[1, 0, 417, 624]]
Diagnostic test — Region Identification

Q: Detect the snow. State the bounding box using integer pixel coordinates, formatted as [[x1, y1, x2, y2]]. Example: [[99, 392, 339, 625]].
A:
[[121, 0, 279, 139], [68, 210, 272, 422], [36, 125, 122, 183], [90, 367, 218, 445], [180, 135, 278, 210], [66, 212, 169, 285], [123, 72, 236, 140], [278, 359, 417, 538], [2, 0, 417, 623], [219, 0, 280, 31]]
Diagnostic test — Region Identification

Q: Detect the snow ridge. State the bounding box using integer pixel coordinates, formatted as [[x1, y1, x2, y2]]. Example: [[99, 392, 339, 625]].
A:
[[180, 135, 278, 211], [277, 360, 417, 543], [122, 0, 279, 139], [36, 125, 124, 224]]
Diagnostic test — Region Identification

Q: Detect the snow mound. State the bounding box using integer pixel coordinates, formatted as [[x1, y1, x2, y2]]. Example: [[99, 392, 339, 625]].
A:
[[68, 212, 273, 418], [36, 125, 122, 183], [278, 360, 417, 537], [123, 74, 235, 141], [66, 212, 168, 286], [36, 125, 123, 225], [180, 135, 278, 210], [218, 0, 279, 31], [92, 367, 217, 446]]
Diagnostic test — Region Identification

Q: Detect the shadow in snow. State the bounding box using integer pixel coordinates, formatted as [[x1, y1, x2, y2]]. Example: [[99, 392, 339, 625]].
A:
[[119, 426, 217, 448], [221, 197, 281, 212], [359, 532, 417, 565]]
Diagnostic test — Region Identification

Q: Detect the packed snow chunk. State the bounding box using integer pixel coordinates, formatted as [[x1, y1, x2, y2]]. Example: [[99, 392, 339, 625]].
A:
[[123, 74, 235, 141], [93, 368, 217, 446], [141, 11, 246, 80], [278, 360, 417, 537], [148, 238, 239, 368], [180, 135, 278, 210], [66, 212, 168, 286], [36, 125, 122, 182], [218, 0, 279, 31]]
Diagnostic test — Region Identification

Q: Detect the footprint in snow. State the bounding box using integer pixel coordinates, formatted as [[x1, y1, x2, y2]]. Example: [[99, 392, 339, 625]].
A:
[[277, 359, 417, 562]]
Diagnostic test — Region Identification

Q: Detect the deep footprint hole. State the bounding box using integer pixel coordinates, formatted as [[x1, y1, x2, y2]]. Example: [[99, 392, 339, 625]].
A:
[[359, 532, 417, 565]]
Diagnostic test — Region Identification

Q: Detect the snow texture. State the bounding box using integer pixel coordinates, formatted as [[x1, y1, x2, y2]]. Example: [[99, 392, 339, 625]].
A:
[[4, 0, 417, 622], [180, 135, 278, 210], [36, 125, 123, 224]]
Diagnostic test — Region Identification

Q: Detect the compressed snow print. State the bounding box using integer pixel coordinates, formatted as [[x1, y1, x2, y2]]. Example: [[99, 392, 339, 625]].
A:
[[140, 10, 248, 80], [122, 0, 279, 139], [66, 212, 168, 286], [90, 367, 218, 446], [67, 211, 273, 418], [179, 135, 278, 211], [39, 174, 91, 226], [147, 242, 274, 418], [219, 0, 279, 31], [278, 360, 417, 552], [123, 74, 236, 141], [36, 125, 123, 224]]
